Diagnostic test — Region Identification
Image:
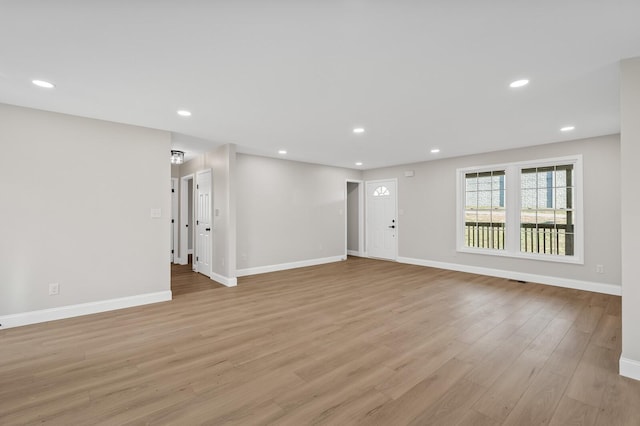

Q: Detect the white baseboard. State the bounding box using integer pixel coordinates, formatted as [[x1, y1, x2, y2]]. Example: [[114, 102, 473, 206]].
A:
[[188, 249, 193, 255], [397, 257, 621, 296], [236, 255, 345, 277], [620, 357, 640, 381], [210, 271, 237, 287], [347, 250, 364, 257], [0, 291, 172, 330]]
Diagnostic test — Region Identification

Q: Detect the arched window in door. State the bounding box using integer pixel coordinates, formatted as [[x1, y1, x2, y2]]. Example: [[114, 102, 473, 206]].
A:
[[373, 186, 390, 197]]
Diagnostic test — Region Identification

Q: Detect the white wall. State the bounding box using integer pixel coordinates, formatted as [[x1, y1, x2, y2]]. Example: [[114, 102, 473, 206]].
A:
[[236, 154, 361, 271], [620, 57, 640, 380], [0, 104, 171, 320], [363, 135, 621, 291]]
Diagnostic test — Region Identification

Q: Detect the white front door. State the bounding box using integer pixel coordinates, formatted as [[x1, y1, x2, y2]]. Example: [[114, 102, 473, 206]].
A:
[[195, 170, 212, 276], [366, 179, 397, 260]]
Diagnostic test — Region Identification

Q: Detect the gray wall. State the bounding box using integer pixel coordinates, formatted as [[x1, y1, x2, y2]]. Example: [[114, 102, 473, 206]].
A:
[[0, 104, 171, 316], [236, 154, 361, 270], [621, 58, 640, 369], [347, 182, 360, 252], [364, 135, 621, 287]]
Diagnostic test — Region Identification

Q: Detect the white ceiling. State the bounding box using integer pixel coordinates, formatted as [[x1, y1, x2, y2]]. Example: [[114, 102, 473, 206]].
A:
[[1, 1, 639, 169]]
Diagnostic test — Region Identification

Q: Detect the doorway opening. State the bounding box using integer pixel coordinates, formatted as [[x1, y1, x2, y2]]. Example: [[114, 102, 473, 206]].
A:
[[171, 178, 179, 263], [180, 174, 195, 269], [345, 180, 365, 257]]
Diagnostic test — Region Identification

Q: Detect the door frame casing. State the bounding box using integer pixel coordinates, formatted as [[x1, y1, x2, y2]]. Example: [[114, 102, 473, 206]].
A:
[[344, 179, 365, 258], [365, 178, 399, 261]]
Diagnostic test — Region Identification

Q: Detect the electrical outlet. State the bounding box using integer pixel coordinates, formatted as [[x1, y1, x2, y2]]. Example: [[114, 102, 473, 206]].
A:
[[49, 283, 59, 295], [596, 265, 604, 274]]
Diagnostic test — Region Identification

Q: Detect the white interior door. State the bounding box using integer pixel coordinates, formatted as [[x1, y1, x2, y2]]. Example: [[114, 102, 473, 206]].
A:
[[366, 179, 397, 260], [195, 170, 212, 276]]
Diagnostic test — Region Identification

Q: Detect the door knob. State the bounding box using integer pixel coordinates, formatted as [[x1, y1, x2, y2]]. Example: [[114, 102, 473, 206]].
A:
[[205, 228, 211, 231], [388, 225, 395, 229]]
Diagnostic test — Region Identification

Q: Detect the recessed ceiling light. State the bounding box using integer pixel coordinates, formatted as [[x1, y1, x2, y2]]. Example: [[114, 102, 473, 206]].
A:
[[278, 149, 287, 155], [509, 79, 529, 88], [32, 79, 55, 88], [430, 148, 440, 154], [355, 162, 363, 166], [177, 110, 192, 117], [560, 126, 575, 132], [353, 127, 365, 134]]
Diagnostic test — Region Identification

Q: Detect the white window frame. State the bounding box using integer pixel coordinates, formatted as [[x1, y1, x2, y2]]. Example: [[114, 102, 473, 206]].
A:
[[456, 155, 583, 264]]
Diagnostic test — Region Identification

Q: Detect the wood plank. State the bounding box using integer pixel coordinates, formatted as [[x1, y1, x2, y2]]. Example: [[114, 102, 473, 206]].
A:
[[591, 314, 622, 350], [544, 326, 591, 378], [472, 350, 550, 422], [549, 396, 599, 426], [565, 344, 619, 407], [407, 379, 487, 426], [359, 358, 474, 425], [594, 374, 640, 426], [455, 409, 501, 426], [502, 370, 570, 425]]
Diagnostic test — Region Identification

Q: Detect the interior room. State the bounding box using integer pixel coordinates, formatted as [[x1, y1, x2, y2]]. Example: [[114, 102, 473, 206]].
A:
[[1, 1, 640, 424]]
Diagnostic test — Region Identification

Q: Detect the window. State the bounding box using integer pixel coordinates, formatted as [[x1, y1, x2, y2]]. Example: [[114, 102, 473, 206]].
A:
[[464, 170, 506, 249], [373, 186, 390, 197], [520, 165, 574, 256], [457, 156, 582, 263]]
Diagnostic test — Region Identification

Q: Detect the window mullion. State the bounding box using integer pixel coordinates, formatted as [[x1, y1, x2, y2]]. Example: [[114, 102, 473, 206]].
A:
[[505, 165, 520, 254]]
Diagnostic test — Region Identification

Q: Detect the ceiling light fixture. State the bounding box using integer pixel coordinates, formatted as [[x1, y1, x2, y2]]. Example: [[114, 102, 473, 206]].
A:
[[560, 126, 575, 132], [170, 150, 185, 165], [278, 149, 287, 155], [355, 162, 363, 166], [353, 127, 365, 134], [32, 79, 55, 88], [509, 79, 529, 88], [430, 148, 440, 153], [177, 110, 192, 117]]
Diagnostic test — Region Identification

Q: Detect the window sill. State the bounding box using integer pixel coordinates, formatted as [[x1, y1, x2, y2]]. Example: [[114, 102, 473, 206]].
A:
[[456, 246, 584, 265]]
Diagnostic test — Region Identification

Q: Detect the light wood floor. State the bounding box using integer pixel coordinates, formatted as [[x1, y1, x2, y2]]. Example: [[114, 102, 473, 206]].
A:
[[171, 257, 216, 297], [1, 257, 639, 425]]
